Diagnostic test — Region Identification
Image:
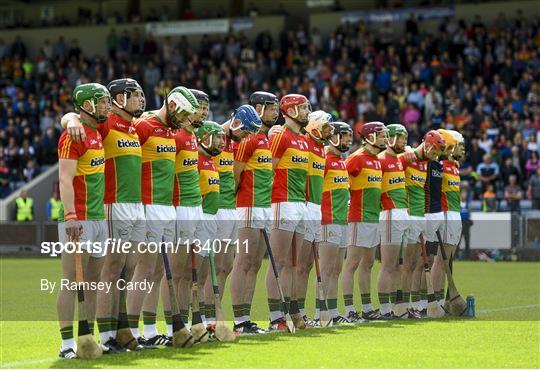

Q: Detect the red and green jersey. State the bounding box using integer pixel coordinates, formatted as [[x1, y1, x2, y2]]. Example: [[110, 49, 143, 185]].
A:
[[101, 112, 142, 204], [214, 136, 236, 209], [346, 147, 382, 223], [235, 132, 273, 208], [379, 150, 408, 210], [399, 153, 427, 217], [305, 135, 325, 205], [133, 112, 176, 206], [322, 148, 349, 225], [198, 153, 220, 215], [172, 128, 202, 207], [270, 125, 309, 203], [442, 160, 461, 212], [58, 121, 105, 221]]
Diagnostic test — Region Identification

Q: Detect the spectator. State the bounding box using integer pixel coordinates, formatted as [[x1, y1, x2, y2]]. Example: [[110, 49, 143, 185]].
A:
[[525, 151, 540, 180], [477, 154, 500, 192], [482, 183, 498, 212], [0, 160, 9, 198], [15, 189, 33, 222], [460, 190, 472, 259], [500, 157, 521, 186], [528, 168, 540, 210], [47, 191, 62, 221], [504, 174, 522, 212]]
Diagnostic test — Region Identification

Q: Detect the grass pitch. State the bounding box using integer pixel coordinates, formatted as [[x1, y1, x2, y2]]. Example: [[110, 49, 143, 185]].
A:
[[1, 259, 539, 368]]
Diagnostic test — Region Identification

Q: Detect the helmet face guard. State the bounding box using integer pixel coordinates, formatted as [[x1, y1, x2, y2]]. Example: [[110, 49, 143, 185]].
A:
[[279, 94, 311, 127], [73, 83, 112, 123], [306, 111, 333, 142], [230, 105, 262, 140], [329, 122, 353, 152], [361, 122, 388, 149], [250, 91, 279, 126], [108, 79, 146, 118]]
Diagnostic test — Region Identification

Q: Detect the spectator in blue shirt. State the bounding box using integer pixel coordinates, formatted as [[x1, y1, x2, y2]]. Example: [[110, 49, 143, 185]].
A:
[[477, 154, 500, 193]]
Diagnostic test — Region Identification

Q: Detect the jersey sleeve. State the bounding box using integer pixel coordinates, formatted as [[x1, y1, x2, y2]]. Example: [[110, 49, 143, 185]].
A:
[[269, 131, 287, 159], [346, 155, 361, 177], [234, 136, 254, 163], [133, 119, 150, 145], [398, 154, 409, 170], [58, 131, 82, 160]]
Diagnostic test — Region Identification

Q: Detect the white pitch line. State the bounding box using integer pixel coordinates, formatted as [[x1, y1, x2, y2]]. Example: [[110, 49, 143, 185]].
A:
[[478, 304, 540, 313], [1, 357, 58, 368], [2, 303, 539, 368]]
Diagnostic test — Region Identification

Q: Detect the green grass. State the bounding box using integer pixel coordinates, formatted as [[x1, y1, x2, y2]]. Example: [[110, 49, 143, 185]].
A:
[[1, 259, 539, 368]]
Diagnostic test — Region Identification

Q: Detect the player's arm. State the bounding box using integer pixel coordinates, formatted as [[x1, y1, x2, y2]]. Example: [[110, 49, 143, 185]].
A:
[[234, 161, 246, 193], [60, 112, 85, 143], [59, 158, 82, 240]]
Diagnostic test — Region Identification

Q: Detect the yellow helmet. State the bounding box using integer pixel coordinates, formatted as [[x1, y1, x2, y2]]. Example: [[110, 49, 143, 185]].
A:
[[437, 129, 457, 148]]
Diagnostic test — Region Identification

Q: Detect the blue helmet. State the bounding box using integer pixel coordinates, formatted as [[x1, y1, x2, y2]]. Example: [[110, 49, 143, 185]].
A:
[[232, 104, 262, 134]]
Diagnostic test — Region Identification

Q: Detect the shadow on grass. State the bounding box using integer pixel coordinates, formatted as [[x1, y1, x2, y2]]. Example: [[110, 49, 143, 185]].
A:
[[46, 318, 480, 368]]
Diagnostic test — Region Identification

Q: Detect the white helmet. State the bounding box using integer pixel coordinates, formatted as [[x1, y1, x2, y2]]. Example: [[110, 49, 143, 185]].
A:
[[305, 110, 333, 139], [449, 130, 464, 145], [167, 86, 198, 115]]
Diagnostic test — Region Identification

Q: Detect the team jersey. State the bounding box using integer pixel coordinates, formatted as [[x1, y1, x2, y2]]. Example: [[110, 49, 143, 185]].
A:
[[346, 147, 382, 223], [100, 112, 142, 204], [399, 153, 427, 217], [214, 136, 235, 209], [198, 153, 220, 215], [172, 128, 202, 207], [442, 160, 461, 212], [304, 135, 325, 205], [425, 160, 443, 214], [378, 150, 408, 210], [235, 132, 273, 208], [133, 112, 176, 206], [322, 148, 349, 225], [270, 125, 309, 203], [58, 120, 105, 221]]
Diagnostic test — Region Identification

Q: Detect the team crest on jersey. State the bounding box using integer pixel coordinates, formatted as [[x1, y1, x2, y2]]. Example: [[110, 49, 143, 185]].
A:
[[388, 164, 395, 169], [258, 140, 266, 145], [367, 161, 373, 165], [291, 140, 297, 145], [397, 162, 403, 170], [331, 161, 338, 167]]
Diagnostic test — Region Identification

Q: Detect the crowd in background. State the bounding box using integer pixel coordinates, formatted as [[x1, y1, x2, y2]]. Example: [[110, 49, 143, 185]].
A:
[[0, 9, 539, 210]]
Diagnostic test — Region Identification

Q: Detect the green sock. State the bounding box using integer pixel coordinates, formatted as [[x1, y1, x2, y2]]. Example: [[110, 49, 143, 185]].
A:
[[179, 309, 189, 324], [315, 298, 320, 310], [327, 298, 338, 310], [244, 303, 251, 318], [378, 292, 390, 304], [60, 325, 73, 340], [206, 304, 216, 319], [420, 289, 427, 302], [97, 317, 112, 333], [411, 291, 420, 304], [389, 292, 397, 304], [111, 317, 118, 332], [163, 310, 172, 326], [284, 297, 291, 312], [436, 290, 445, 301], [128, 314, 140, 329], [361, 293, 371, 305], [268, 298, 281, 313], [298, 298, 305, 311], [402, 291, 410, 304], [233, 304, 244, 320], [199, 302, 205, 315], [88, 321, 95, 334], [344, 294, 353, 307], [143, 311, 156, 325]]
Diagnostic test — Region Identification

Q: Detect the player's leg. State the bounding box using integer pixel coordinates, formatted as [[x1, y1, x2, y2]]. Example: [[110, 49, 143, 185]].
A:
[[341, 245, 361, 318], [296, 237, 313, 320], [377, 210, 404, 318], [410, 250, 424, 315], [266, 202, 299, 328]]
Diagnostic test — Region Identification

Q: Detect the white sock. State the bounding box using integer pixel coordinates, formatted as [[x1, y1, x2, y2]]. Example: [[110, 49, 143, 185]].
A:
[[362, 303, 374, 313], [143, 324, 158, 338], [420, 299, 428, 310], [437, 299, 445, 306], [61, 338, 76, 351], [184, 322, 191, 331], [166, 324, 172, 337], [299, 308, 306, 317], [99, 331, 113, 344], [130, 327, 139, 338], [380, 303, 391, 315], [314, 308, 320, 320], [330, 308, 339, 318], [269, 311, 283, 322], [345, 305, 356, 315]]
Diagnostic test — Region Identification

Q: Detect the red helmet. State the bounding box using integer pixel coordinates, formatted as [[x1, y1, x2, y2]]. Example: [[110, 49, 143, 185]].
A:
[[279, 94, 310, 116], [360, 121, 386, 139], [423, 130, 445, 151]]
